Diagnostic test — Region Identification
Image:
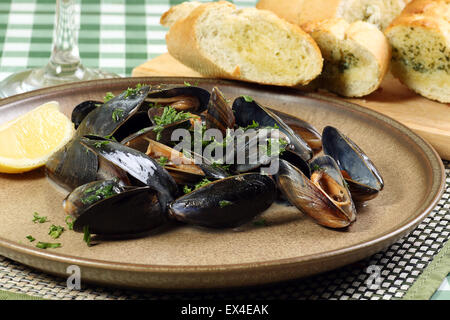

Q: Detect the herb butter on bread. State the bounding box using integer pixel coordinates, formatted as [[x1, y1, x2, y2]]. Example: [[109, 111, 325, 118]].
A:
[[256, 0, 411, 30], [163, 1, 323, 86], [385, 0, 450, 103], [303, 19, 391, 97]]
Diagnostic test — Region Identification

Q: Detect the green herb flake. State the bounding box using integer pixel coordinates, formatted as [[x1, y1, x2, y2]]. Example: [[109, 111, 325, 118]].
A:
[[158, 156, 169, 167], [153, 107, 193, 141], [183, 185, 192, 194], [253, 219, 268, 227], [124, 84, 144, 98], [242, 95, 254, 102], [103, 92, 115, 103], [242, 120, 260, 131], [48, 225, 64, 239], [112, 108, 124, 122], [184, 81, 191, 86], [36, 242, 61, 249], [93, 140, 110, 149], [65, 216, 74, 230], [32, 212, 48, 224], [194, 178, 212, 190], [83, 226, 92, 247], [219, 200, 232, 208], [312, 164, 321, 171], [26, 235, 35, 242]]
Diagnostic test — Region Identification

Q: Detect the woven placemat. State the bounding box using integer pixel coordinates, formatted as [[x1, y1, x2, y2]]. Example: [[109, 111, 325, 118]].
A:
[[0, 161, 448, 300]]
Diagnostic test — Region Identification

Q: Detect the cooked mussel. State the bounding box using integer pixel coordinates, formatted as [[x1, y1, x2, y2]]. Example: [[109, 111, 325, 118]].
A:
[[232, 96, 313, 162], [275, 159, 352, 229], [168, 173, 276, 228], [309, 155, 356, 222], [269, 108, 322, 155], [322, 126, 384, 202], [205, 87, 235, 135], [71, 100, 102, 129], [65, 180, 166, 236], [80, 136, 178, 211]]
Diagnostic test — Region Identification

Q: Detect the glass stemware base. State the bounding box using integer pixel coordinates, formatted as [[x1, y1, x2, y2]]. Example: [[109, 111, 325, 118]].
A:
[[0, 65, 118, 98]]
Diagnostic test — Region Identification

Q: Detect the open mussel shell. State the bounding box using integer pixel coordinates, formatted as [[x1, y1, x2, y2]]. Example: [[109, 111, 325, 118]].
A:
[[80, 136, 178, 211], [168, 173, 277, 228], [279, 150, 311, 178], [71, 100, 102, 129], [322, 126, 384, 202], [144, 84, 210, 116], [45, 136, 130, 191], [77, 85, 150, 136], [275, 159, 352, 229], [111, 111, 152, 142], [309, 155, 356, 223], [232, 97, 313, 162], [205, 87, 235, 135], [269, 108, 322, 155], [69, 183, 166, 236]]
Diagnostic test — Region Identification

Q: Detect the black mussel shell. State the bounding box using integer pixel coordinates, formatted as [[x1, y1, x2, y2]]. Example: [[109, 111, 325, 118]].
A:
[[322, 126, 383, 202], [232, 97, 313, 162], [268, 108, 322, 155], [275, 159, 352, 229], [112, 111, 152, 142], [80, 136, 178, 211], [71, 185, 166, 236], [169, 173, 276, 228], [71, 100, 102, 129]]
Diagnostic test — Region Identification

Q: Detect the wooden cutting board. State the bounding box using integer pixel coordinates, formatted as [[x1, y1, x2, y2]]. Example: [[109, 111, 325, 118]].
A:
[[132, 53, 450, 160]]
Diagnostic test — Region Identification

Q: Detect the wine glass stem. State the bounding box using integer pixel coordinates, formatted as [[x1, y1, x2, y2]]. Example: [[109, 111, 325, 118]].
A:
[[45, 0, 82, 77]]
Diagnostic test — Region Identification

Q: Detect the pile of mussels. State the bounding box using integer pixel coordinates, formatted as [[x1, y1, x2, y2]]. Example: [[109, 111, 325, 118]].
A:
[[46, 84, 384, 238]]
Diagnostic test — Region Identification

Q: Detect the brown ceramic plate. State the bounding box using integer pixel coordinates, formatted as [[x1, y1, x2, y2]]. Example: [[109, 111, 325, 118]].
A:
[[0, 77, 445, 290]]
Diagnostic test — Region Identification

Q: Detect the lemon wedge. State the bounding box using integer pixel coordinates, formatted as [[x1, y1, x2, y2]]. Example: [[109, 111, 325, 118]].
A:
[[0, 101, 75, 173]]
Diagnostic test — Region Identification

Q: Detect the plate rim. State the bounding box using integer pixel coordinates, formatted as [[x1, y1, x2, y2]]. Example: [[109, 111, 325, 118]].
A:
[[0, 77, 445, 278]]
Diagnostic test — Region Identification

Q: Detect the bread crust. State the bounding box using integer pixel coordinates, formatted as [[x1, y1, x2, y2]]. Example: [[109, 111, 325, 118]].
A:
[[304, 18, 391, 97], [165, 1, 323, 86], [385, 0, 450, 103]]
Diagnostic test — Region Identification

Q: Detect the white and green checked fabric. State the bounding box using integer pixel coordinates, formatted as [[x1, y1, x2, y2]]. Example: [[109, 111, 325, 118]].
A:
[[0, 0, 449, 300]]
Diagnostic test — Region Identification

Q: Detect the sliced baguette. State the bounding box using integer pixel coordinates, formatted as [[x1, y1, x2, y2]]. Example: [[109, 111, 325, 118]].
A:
[[303, 19, 391, 97], [160, 1, 202, 28], [256, 0, 411, 30], [385, 0, 450, 103], [164, 1, 323, 86]]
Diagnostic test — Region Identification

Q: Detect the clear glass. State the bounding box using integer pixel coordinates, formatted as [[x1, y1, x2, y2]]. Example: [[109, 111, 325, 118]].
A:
[[0, 0, 118, 98]]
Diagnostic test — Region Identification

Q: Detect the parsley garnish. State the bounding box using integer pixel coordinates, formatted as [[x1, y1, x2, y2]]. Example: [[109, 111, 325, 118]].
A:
[[32, 212, 48, 224], [104, 92, 115, 103], [194, 178, 212, 189], [242, 95, 254, 102], [184, 81, 191, 86], [219, 200, 232, 208], [26, 235, 35, 242], [183, 185, 192, 194], [253, 219, 268, 227], [93, 140, 110, 148], [65, 216, 74, 230], [242, 120, 260, 131], [48, 225, 64, 239], [158, 156, 169, 167], [83, 226, 92, 247], [124, 84, 144, 98], [312, 164, 321, 171], [81, 183, 116, 205], [112, 108, 124, 122], [153, 106, 193, 141], [36, 242, 61, 249]]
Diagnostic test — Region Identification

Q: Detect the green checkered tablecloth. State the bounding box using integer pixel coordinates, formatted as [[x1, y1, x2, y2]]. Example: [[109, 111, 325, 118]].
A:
[[0, 0, 449, 300]]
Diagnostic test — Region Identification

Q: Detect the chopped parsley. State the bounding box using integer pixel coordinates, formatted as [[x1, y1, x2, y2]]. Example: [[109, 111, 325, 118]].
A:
[[219, 200, 232, 208], [124, 83, 144, 98], [26, 235, 35, 242], [194, 178, 212, 190], [153, 106, 194, 141], [312, 164, 321, 171], [32, 212, 48, 224], [83, 226, 92, 247], [65, 216, 74, 230], [242, 95, 254, 102], [242, 120, 260, 131], [184, 81, 191, 86], [81, 183, 117, 205], [103, 92, 115, 103], [36, 242, 61, 249], [158, 156, 169, 167], [112, 108, 124, 122], [93, 140, 110, 149], [48, 225, 64, 239], [253, 219, 268, 227], [183, 185, 192, 194]]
